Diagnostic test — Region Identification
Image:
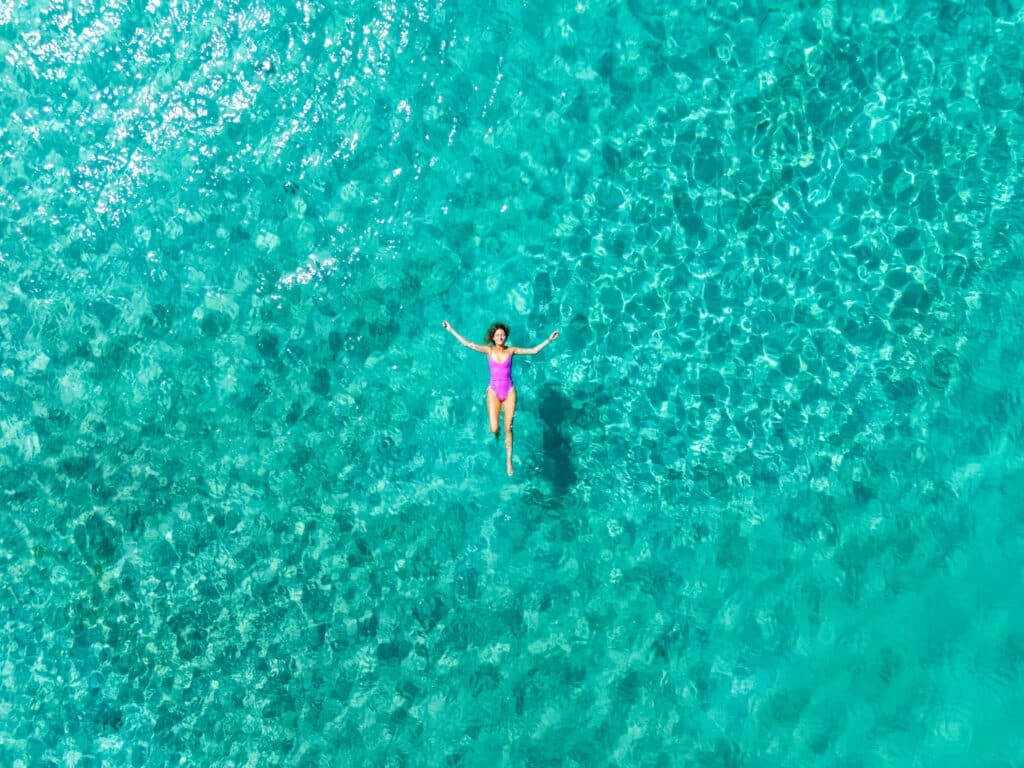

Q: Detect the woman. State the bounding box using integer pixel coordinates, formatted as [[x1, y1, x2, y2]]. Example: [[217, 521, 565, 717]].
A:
[[442, 320, 559, 476]]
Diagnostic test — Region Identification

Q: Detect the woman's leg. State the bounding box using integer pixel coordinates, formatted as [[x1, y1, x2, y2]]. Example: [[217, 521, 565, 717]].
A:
[[486, 388, 501, 439], [503, 387, 517, 475]]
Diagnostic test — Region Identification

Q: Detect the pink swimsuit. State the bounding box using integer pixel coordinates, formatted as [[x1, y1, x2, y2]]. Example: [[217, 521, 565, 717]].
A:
[[488, 352, 514, 401]]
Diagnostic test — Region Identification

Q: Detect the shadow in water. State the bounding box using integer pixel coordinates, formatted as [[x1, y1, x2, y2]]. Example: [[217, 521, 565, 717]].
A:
[[537, 385, 578, 496]]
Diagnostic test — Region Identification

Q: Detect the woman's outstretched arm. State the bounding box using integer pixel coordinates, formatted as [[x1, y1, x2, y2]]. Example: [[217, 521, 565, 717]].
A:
[[442, 320, 488, 353], [513, 331, 559, 355]]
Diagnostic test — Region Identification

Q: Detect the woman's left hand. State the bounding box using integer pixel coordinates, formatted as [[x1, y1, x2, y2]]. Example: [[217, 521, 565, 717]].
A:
[[549, 331, 559, 341]]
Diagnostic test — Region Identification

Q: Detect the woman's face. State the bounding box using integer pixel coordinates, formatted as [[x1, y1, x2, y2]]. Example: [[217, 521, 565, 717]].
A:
[[492, 328, 507, 345]]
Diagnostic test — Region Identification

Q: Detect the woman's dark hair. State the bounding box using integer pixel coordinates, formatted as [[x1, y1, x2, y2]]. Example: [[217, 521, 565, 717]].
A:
[[485, 323, 510, 344]]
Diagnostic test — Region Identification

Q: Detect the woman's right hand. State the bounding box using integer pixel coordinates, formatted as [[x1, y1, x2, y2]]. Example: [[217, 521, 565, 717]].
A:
[[442, 320, 451, 330]]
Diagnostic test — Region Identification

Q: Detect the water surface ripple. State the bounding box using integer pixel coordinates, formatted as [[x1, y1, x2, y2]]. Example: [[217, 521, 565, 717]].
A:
[[2, 1, 1023, 765]]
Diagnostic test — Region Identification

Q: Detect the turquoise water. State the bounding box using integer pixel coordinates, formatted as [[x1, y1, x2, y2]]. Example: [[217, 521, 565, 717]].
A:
[[3, 0, 1024, 764]]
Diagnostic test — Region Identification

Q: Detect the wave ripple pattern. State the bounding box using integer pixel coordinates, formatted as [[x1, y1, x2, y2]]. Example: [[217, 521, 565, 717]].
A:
[[2, 1, 1024, 766]]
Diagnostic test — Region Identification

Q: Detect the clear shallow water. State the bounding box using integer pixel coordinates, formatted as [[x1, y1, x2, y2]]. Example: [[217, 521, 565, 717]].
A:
[[3, 0, 1024, 764]]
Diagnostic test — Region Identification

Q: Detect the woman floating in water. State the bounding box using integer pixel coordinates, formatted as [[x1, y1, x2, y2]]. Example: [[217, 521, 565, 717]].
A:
[[442, 320, 559, 476]]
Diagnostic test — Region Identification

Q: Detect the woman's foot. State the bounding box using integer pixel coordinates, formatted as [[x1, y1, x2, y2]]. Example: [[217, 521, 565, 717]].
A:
[[506, 461, 514, 476]]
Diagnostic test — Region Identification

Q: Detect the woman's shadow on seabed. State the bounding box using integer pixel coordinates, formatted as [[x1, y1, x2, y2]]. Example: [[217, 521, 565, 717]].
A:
[[536, 384, 578, 499]]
